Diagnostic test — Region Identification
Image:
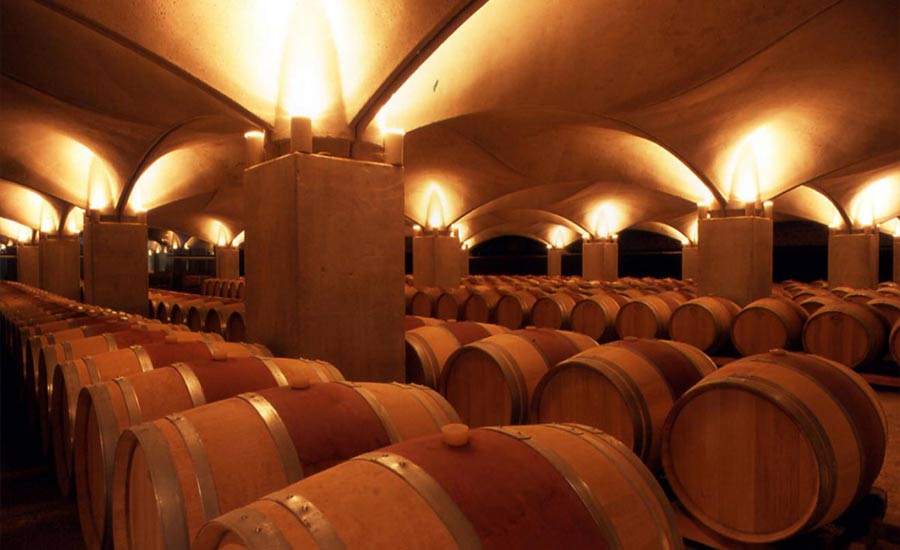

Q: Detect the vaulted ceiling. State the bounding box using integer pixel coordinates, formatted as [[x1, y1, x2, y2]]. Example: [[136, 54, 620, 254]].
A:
[[1, 0, 898, 246]]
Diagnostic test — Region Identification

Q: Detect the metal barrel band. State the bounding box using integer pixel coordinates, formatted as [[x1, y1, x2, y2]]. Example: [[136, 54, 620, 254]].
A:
[[265, 490, 347, 550], [113, 376, 144, 425], [256, 357, 290, 387], [170, 362, 207, 408], [131, 345, 154, 373], [342, 384, 403, 444], [237, 392, 304, 484], [165, 413, 221, 522]]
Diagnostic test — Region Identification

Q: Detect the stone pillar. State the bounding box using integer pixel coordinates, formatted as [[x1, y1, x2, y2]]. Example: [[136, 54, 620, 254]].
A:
[[459, 246, 469, 277], [894, 236, 899, 284], [548, 248, 562, 276], [39, 236, 81, 299], [681, 245, 698, 281], [698, 216, 772, 306], [412, 233, 462, 289], [16, 244, 40, 288], [828, 230, 878, 289], [582, 240, 618, 281], [83, 216, 148, 314], [215, 246, 240, 279], [244, 153, 403, 382]]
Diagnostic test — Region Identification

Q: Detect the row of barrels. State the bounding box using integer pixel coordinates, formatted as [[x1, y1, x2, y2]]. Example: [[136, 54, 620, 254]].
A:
[[148, 289, 247, 341], [199, 277, 245, 299], [1, 282, 889, 547]]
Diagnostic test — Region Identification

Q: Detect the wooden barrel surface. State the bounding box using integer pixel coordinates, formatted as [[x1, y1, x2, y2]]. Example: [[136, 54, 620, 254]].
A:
[[669, 296, 740, 354], [50, 340, 269, 495], [797, 294, 843, 315], [731, 296, 808, 356], [73, 356, 343, 550], [194, 423, 683, 550], [493, 291, 538, 330], [403, 315, 444, 331], [843, 290, 879, 305], [867, 296, 900, 328], [531, 338, 716, 470], [662, 350, 886, 543], [530, 292, 582, 330], [204, 303, 246, 337], [405, 322, 510, 388], [440, 328, 598, 427], [410, 288, 442, 317], [435, 288, 470, 320], [186, 301, 226, 332], [891, 319, 900, 365], [569, 293, 626, 341], [615, 294, 681, 339], [802, 302, 887, 370], [112, 382, 459, 550], [462, 287, 503, 323]]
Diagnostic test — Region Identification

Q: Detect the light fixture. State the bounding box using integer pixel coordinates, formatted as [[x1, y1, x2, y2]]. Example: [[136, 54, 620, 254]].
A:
[[290, 116, 313, 154], [384, 129, 405, 166], [425, 186, 446, 231]]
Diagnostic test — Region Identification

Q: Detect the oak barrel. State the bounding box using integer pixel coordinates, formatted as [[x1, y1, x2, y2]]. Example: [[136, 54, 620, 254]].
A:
[[890, 319, 900, 365], [530, 291, 584, 330], [867, 296, 900, 327], [669, 296, 740, 354], [731, 296, 808, 356], [440, 328, 597, 426], [797, 294, 843, 315], [403, 315, 444, 331], [435, 287, 470, 320], [615, 292, 686, 339], [662, 350, 887, 543], [194, 423, 683, 550], [405, 322, 510, 388], [531, 338, 715, 469], [802, 302, 887, 369], [73, 357, 343, 550], [462, 287, 503, 322], [410, 287, 442, 317], [111, 382, 459, 550], [493, 290, 539, 329], [569, 293, 626, 341]]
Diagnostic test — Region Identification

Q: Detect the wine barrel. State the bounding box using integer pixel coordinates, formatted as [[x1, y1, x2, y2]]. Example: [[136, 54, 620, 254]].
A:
[[797, 294, 843, 315], [50, 340, 269, 495], [410, 287, 442, 317], [530, 291, 584, 330], [662, 350, 887, 543], [435, 287, 470, 320], [531, 338, 715, 470], [111, 382, 459, 550], [802, 302, 887, 370], [73, 357, 343, 550], [403, 284, 417, 314], [843, 289, 879, 305], [890, 319, 900, 365], [615, 292, 686, 339], [830, 286, 855, 298], [169, 298, 216, 325], [186, 301, 226, 331], [569, 293, 626, 341], [867, 296, 900, 327], [223, 310, 246, 342], [403, 315, 444, 331], [194, 423, 683, 550], [462, 286, 503, 322], [405, 322, 510, 387], [204, 303, 246, 337], [493, 290, 539, 329], [669, 296, 740, 354], [731, 296, 808, 356], [440, 328, 597, 426]]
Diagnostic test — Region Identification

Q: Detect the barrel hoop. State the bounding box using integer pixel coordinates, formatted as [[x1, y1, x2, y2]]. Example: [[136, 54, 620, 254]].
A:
[[311, 359, 343, 382], [237, 393, 304, 483], [550, 423, 683, 550], [485, 426, 623, 550], [113, 376, 144, 426], [102, 333, 118, 352], [264, 490, 347, 550], [336, 382, 403, 444], [391, 382, 446, 428], [407, 382, 461, 423], [355, 451, 482, 550], [257, 357, 290, 387], [170, 362, 207, 408], [124, 423, 191, 550], [606, 341, 694, 402], [668, 375, 835, 536], [405, 331, 441, 388], [165, 413, 221, 521], [246, 343, 272, 357], [82, 385, 122, 540], [131, 345, 154, 373], [84, 356, 102, 385], [62, 341, 74, 362]]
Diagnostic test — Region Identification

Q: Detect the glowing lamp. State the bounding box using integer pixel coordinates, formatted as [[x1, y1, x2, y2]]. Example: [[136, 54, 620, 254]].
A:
[[412, 224, 422, 233], [244, 130, 266, 166], [731, 140, 761, 214], [763, 201, 774, 219], [17, 227, 32, 244], [425, 187, 446, 230], [290, 116, 313, 154]]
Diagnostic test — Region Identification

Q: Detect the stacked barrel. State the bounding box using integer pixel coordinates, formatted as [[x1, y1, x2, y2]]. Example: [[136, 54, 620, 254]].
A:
[[2, 276, 893, 550], [199, 276, 245, 299], [148, 288, 246, 341]]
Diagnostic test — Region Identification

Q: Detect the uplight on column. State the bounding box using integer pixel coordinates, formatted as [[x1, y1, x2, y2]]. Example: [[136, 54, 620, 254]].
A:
[[763, 201, 774, 219], [244, 130, 266, 165], [425, 186, 446, 232], [384, 129, 405, 166], [290, 116, 313, 154]]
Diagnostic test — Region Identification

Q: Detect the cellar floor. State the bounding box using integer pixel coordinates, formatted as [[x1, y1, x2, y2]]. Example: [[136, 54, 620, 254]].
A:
[[1, 360, 898, 549]]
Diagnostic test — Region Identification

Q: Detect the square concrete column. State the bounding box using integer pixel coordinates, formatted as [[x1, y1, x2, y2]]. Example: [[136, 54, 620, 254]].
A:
[[215, 246, 240, 279], [698, 216, 772, 306], [40, 236, 81, 299], [828, 230, 878, 289], [681, 245, 698, 281], [413, 233, 462, 289], [582, 241, 618, 281], [83, 217, 148, 314], [244, 153, 403, 382], [16, 244, 40, 288], [894, 236, 899, 284], [459, 246, 469, 277], [547, 248, 562, 276]]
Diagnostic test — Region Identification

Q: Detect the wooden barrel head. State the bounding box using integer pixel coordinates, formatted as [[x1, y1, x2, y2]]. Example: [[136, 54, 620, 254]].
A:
[[615, 298, 669, 339], [441, 346, 515, 427], [803, 302, 886, 369]]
